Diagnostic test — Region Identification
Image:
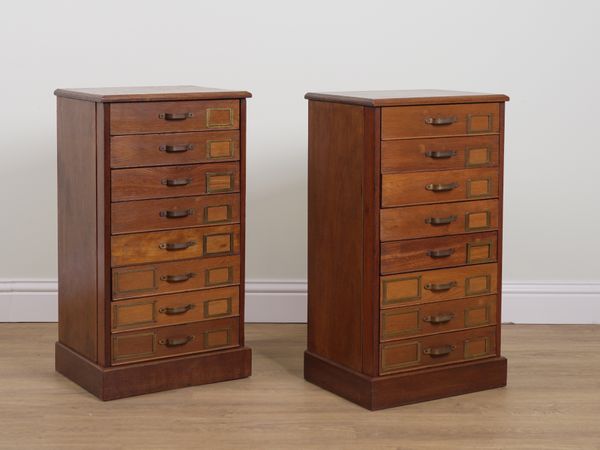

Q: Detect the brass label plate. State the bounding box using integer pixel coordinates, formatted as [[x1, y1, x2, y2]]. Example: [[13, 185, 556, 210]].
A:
[[464, 336, 491, 359], [382, 276, 422, 306], [381, 308, 421, 339], [381, 341, 421, 373], [113, 267, 158, 296], [204, 297, 233, 319], [205, 266, 234, 287], [465, 274, 492, 296], [467, 113, 493, 134], [113, 300, 157, 329], [206, 108, 234, 128]]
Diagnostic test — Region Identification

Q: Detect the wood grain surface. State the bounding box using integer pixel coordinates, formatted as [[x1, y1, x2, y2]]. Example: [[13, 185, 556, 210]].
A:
[[381, 135, 499, 173], [111, 286, 240, 332], [55, 85, 252, 103], [382, 167, 499, 207], [110, 100, 239, 135], [381, 103, 500, 140], [305, 90, 509, 107], [111, 224, 240, 266], [111, 162, 240, 202], [307, 101, 365, 372], [380, 199, 499, 241], [1, 323, 598, 449], [110, 130, 240, 168], [381, 231, 498, 274], [111, 255, 240, 300], [111, 193, 241, 234], [57, 97, 98, 362]]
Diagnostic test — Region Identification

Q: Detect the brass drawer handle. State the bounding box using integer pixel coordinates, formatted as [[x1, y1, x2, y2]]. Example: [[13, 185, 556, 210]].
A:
[[159, 112, 193, 121], [425, 116, 456, 126], [161, 178, 192, 187], [424, 281, 457, 292], [160, 272, 196, 283], [423, 313, 455, 324], [159, 304, 195, 315], [425, 150, 456, 159], [425, 182, 458, 192], [159, 209, 194, 219], [424, 345, 456, 356], [159, 335, 195, 347], [427, 248, 455, 258], [425, 215, 457, 225], [159, 241, 196, 251], [159, 144, 194, 153]]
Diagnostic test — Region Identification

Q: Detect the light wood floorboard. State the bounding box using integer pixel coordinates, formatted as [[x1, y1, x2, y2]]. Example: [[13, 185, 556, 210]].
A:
[[0, 324, 598, 450]]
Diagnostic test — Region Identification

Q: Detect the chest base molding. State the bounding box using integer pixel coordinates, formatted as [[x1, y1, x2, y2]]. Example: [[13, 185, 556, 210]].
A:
[[304, 351, 506, 411], [56, 342, 251, 401]]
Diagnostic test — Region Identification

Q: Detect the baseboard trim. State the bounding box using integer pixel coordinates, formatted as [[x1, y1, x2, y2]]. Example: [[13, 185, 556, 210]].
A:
[[1, 279, 599, 323]]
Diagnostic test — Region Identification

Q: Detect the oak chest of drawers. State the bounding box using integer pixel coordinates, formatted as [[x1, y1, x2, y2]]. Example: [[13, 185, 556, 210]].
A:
[[55, 86, 251, 400], [305, 90, 508, 410]]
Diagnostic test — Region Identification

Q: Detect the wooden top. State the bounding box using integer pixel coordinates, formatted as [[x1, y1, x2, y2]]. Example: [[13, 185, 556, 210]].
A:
[[304, 89, 509, 106], [54, 85, 252, 103]]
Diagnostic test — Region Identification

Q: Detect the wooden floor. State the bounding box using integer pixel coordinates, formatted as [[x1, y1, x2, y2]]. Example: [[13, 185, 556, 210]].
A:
[[0, 324, 598, 450]]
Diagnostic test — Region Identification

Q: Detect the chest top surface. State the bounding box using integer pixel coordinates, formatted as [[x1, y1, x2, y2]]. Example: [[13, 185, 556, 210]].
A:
[[305, 89, 509, 107], [54, 85, 252, 103]]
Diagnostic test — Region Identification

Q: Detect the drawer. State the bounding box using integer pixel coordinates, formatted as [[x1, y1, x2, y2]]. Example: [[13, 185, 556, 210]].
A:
[[382, 103, 500, 140], [380, 263, 498, 308], [110, 100, 239, 135], [381, 231, 497, 274], [112, 255, 240, 300], [381, 135, 499, 174], [380, 199, 498, 241], [380, 295, 497, 341], [382, 167, 499, 207], [111, 162, 240, 202], [111, 224, 240, 267], [379, 326, 496, 375], [111, 131, 240, 168], [111, 317, 239, 365], [111, 286, 240, 332], [111, 194, 240, 234]]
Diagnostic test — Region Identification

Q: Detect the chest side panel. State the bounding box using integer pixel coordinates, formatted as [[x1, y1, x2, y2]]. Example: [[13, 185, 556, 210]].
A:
[[57, 98, 99, 361], [307, 101, 365, 371]]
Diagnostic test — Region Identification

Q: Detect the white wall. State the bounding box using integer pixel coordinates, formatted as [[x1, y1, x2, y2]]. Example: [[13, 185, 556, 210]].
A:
[[1, 0, 599, 322]]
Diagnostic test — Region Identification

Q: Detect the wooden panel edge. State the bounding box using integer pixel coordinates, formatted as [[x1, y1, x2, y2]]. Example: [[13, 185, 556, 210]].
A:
[[55, 89, 252, 103], [361, 107, 380, 376], [239, 99, 246, 346], [56, 341, 251, 401], [304, 93, 510, 107], [496, 102, 506, 356]]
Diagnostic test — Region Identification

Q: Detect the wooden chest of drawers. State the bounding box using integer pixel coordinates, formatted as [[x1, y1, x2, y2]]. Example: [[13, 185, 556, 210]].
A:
[[305, 89, 508, 410], [55, 86, 251, 400]]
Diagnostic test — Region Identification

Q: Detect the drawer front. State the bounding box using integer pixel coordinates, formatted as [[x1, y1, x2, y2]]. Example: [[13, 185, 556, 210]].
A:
[[111, 194, 240, 234], [112, 255, 240, 300], [111, 286, 240, 332], [111, 163, 240, 202], [111, 131, 240, 168], [381, 135, 499, 174], [380, 263, 498, 308], [380, 199, 499, 241], [110, 100, 240, 135], [380, 295, 497, 341], [111, 317, 239, 365], [111, 224, 240, 267], [382, 103, 500, 140], [381, 231, 497, 274], [382, 167, 499, 207], [379, 326, 496, 375]]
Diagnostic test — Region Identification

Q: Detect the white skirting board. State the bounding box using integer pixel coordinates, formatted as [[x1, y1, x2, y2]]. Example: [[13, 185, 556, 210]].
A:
[[1, 279, 599, 324]]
